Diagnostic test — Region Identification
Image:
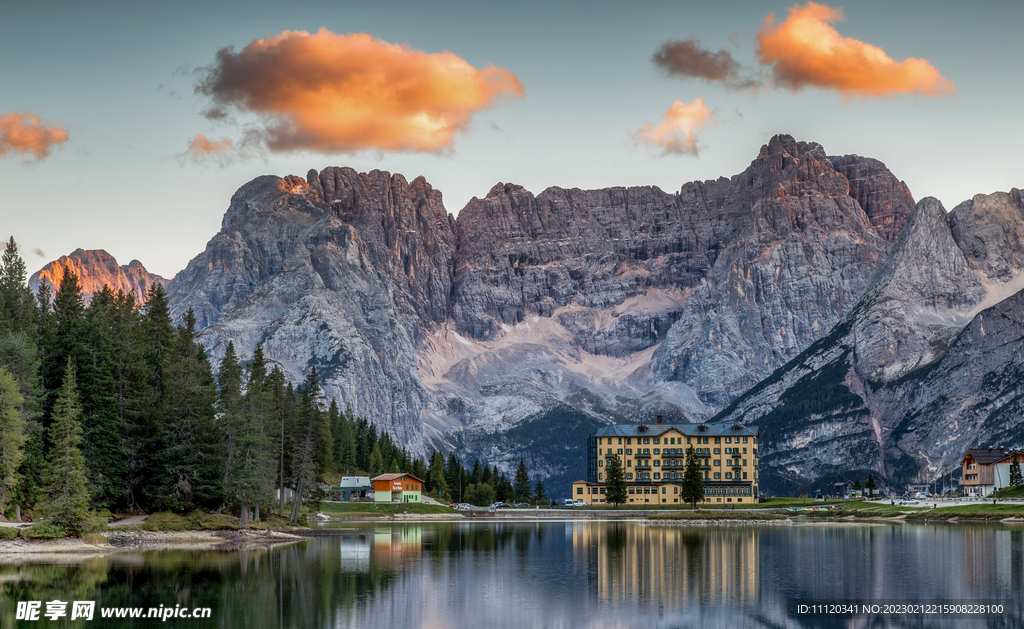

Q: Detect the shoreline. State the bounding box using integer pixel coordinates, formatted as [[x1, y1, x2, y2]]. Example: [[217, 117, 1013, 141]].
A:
[[0, 528, 306, 560]]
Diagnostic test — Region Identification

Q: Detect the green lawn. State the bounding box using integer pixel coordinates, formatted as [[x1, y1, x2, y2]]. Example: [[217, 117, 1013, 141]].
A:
[[318, 502, 455, 516], [649, 511, 789, 521]]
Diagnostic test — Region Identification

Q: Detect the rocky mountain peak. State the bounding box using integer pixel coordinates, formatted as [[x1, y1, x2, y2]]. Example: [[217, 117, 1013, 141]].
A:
[[30, 249, 167, 305], [949, 188, 1024, 281], [829, 155, 914, 243]]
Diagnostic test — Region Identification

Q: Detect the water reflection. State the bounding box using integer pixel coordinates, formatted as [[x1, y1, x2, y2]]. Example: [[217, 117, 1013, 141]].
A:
[[572, 521, 759, 607], [0, 522, 1021, 628]]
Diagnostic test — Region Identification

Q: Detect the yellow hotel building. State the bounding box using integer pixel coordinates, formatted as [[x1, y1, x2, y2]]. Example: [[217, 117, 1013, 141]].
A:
[[573, 419, 759, 505]]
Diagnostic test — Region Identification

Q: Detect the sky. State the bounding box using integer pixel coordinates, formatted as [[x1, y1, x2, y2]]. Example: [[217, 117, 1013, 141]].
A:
[[1, 0, 1022, 278]]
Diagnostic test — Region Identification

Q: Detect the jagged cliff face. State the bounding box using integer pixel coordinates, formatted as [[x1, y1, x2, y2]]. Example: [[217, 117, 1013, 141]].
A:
[[155, 134, 916, 485], [30, 249, 166, 304], [165, 169, 455, 447], [716, 189, 1024, 493]]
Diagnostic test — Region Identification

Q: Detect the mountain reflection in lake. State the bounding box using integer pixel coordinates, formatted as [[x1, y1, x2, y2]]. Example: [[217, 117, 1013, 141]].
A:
[[1, 521, 1022, 628]]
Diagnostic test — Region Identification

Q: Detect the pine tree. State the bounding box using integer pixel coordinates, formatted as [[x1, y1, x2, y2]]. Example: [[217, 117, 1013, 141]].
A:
[[428, 451, 449, 500], [289, 368, 326, 522], [605, 454, 627, 507], [513, 459, 531, 502], [1010, 457, 1023, 487], [680, 446, 704, 509], [157, 311, 222, 511], [40, 359, 90, 534], [0, 368, 27, 513], [534, 480, 547, 505], [0, 237, 37, 336], [865, 474, 877, 496]]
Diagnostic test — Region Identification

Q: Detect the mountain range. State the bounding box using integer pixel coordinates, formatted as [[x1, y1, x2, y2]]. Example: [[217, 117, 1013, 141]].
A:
[[32, 135, 1023, 494]]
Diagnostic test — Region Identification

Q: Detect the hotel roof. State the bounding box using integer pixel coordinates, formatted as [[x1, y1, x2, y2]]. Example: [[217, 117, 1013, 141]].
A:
[[594, 422, 758, 438]]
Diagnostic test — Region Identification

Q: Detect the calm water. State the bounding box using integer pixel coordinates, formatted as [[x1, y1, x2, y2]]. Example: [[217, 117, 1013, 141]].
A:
[[2, 520, 1023, 628]]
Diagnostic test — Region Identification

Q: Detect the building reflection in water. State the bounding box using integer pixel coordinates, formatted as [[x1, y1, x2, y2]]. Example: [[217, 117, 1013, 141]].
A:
[[572, 521, 759, 609], [337, 525, 424, 573]]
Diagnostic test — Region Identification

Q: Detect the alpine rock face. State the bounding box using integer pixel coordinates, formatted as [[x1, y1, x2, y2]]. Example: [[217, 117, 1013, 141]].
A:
[[716, 189, 1024, 493], [30, 249, 167, 305], [158, 134, 917, 485]]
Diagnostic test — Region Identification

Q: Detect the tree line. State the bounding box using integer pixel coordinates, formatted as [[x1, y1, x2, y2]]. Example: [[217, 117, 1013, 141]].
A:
[[0, 238, 543, 531]]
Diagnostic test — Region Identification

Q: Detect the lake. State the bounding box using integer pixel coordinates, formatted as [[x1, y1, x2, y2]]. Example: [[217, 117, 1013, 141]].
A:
[[2, 519, 1023, 628]]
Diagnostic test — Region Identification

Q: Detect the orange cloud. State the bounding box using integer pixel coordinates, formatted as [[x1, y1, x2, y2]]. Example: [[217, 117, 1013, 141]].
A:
[[176, 133, 246, 166], [195, 29, 524, 154], [635, 99, 714, 156], [756, 2, 954, 98], [0, 112, 69, 159]]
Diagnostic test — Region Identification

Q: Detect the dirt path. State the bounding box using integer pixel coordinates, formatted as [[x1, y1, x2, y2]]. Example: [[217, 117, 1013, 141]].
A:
[[108, 515, 149, 528]]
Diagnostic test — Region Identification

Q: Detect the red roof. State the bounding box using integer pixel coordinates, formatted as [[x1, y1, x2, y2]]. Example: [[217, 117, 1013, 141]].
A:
[[371, 473, 425, 484]]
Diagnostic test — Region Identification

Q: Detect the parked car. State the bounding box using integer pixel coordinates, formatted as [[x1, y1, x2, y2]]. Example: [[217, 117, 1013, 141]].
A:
[[494, 503, 511, 509], [563, 498, 575, 508], [572, 499, 587, 508], [513, 503, 529, 508], [899, 498, 919, 505]]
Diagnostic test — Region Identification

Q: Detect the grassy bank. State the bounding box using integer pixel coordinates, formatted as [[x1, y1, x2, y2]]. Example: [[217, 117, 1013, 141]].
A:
[[132, 511, 304, 532], [649, 512, 789, 521], [318, 502, 455, 517]]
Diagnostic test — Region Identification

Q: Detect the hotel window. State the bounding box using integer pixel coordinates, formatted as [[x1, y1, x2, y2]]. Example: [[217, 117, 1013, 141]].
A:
[[626, 473, 633, 480], [743, 437, 749, 443], [644, 449, 650, 455], [653, 449, 660, 454], [599, 473, 603, 480], [654, 473, 660, 479], [725, 473, 732, 479], [703, 471, 708, 479], [577, 487, 583, 495], [662, 487, 667, 494], [600, 487, 606, 494], [714, 472, 721, 479], [654, 460, 660, 466], [599, 460, 604, 467], [743, 459, 747, 466], [687, 437, 691, 444], [714, 460, 720, 466], [714, 448, 720, 455], [725, 437, 731, 443], [628, 487, 635, 494], [743, 448, 747, 454], [653, 438, 660, 444], [618, 438, 622, 445], [643, 438, 649, 444], [715, 437, 720, 444], [743, 472, 747, 479], [626, 449, 632, 455], [627, 460, 632, 467]]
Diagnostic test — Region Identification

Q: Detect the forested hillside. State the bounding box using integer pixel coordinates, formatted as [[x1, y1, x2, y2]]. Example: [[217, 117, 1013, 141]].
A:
[[1, 237, 530, 533]]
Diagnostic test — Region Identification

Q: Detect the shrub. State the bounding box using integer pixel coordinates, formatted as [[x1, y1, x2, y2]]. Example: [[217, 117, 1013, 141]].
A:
[[21, 522, 68, 539], [0, 527, 20, 539]]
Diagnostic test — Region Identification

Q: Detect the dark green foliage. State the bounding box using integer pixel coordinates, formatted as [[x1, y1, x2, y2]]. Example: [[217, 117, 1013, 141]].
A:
[[681, 446, 704, 508], [21, 521, 68, 539], [464, 483, 494, 507], [534, 480, 547, 503], [0, 367, 27, 512], [866, 474, 877, 493], [1011, 458, 1023, 487], [40, 359, 90, 534], [604, 454, 627, 506], [513, 459, 531, 501]]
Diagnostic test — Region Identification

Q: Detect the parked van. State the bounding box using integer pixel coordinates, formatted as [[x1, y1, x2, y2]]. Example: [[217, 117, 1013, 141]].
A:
[[563, 498, 575, 508]]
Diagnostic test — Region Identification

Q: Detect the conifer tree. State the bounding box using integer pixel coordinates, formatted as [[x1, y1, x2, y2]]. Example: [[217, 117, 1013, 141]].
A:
[[0, 368, 27, 513], [289, 368, 326, 521], [0, 238, 37, 336], [681, 446, 704, 509], [604, 454, 627, 507], [534, 480, 547, 505], [428, 451, 449, 500], [513, 459, 531, 502], [41, 359, 90, 534], [157, 310, 222, 510], [1010, 458, 1023, 487]]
